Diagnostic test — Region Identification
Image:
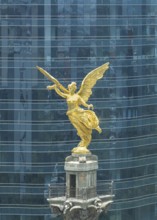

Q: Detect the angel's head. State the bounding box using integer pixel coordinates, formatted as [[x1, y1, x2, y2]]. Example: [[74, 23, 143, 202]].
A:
[[68, 82, 77, 94]]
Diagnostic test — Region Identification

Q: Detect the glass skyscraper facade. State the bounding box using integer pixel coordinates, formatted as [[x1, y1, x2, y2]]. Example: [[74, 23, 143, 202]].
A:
[[0, 0, 157, 220]]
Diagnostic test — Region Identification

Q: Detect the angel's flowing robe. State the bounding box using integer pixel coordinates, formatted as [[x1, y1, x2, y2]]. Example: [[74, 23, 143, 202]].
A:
[[66, 107, 100, 144]]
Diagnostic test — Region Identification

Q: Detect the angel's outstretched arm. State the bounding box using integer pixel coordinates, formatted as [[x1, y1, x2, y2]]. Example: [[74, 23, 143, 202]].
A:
[[47, 85, 68, 99], [79, 96, 93, 110], [55, 87, 68, 99], [36, 66, 69, 94]]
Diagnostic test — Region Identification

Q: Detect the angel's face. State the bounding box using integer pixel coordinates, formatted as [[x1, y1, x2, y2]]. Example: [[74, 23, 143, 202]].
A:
[[68, 82, 77, 94]]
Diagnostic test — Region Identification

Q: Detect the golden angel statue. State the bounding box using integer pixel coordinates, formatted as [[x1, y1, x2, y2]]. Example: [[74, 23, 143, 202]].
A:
[[36, 62, 109, 154]]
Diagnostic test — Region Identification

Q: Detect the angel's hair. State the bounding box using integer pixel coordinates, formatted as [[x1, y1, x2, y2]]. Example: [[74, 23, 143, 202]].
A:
[[68, 82, 77, 89]]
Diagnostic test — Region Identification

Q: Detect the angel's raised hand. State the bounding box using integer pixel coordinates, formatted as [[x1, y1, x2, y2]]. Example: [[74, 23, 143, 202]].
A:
[[47, 85, 56, 90]]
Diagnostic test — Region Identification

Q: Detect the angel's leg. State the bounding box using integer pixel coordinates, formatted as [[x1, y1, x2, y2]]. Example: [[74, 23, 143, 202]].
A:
[[71, 134, 92, 154], [78, 134, 91, 148]]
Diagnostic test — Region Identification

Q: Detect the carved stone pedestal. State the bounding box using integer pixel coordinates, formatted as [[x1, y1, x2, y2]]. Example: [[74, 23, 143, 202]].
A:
[[47, 154, 114, 220]]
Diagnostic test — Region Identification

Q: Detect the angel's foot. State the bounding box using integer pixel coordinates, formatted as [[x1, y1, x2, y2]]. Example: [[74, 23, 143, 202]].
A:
[[71, 146, 91, 155]]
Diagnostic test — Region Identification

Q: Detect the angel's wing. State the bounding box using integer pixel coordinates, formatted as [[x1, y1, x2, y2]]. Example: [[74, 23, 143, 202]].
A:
[[77, 62, 109, 102], [36, 66, 69, 94]]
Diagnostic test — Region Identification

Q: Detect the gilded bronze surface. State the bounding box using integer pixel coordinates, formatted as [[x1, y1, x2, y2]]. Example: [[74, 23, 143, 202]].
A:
[[36, 62, 109, 154]]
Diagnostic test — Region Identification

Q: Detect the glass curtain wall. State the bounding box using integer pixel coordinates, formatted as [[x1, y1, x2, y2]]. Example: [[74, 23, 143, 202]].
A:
[[0, 0, 157, 220]]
